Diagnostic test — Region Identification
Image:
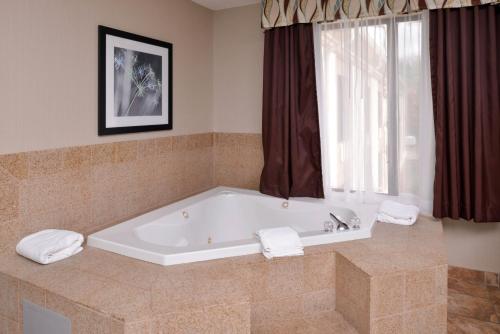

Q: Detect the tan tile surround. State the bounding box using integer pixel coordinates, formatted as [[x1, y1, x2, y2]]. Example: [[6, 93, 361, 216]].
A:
[[0, 132, 263, 253], [334, 219, 448, 334], [1, 134, 448, 333], [214, 133, 263, 190]]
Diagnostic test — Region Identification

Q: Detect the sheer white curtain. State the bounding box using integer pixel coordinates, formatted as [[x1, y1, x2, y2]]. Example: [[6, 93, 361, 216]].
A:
[[314, 12, 435, 213]]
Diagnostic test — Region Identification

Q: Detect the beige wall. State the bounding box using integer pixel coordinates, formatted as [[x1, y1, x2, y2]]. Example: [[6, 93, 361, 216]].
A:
[[443, 219, 500, 273], [0, 1, 265, 154], [213, 4, 263, 134], [0, 0, 214, 154]]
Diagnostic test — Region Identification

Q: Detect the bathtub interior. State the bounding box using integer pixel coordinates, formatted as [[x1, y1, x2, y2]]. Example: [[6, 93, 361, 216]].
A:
[[87, 187, 378, 264], [121, 188, 375, 247], [134, 191, 331, 248]]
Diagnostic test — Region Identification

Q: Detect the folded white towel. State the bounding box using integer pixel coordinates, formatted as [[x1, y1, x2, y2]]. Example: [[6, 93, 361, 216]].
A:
[[16, 229, 84, 264], [377, 200, 419, 225], [256, 227, 304, 259]]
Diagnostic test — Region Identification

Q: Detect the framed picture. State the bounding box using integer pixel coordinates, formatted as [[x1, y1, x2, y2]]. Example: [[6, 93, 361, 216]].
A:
[[98, 25, 172, 135]]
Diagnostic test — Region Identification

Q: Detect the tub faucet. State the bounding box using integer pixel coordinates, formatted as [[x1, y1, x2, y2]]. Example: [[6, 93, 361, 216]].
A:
[[330, 212, 350, 232]]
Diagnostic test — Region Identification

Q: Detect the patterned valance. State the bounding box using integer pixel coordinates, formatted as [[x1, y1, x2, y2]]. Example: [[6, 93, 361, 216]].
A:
[[261, 0, 499, 28]]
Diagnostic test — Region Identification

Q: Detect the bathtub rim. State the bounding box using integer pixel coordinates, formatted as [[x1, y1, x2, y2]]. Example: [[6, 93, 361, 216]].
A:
[[87, 186, 376, 266]]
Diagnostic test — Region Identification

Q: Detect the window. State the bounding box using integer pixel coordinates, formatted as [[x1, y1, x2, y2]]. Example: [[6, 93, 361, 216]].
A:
[[314, 13, 435, 210]]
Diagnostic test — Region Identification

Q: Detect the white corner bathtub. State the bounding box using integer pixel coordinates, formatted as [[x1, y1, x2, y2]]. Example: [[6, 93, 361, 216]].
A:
[[88, 187, 378, 266]]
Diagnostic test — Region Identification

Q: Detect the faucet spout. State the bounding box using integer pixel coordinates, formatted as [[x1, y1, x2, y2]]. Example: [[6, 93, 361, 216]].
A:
[[330, 212, 350, 231]]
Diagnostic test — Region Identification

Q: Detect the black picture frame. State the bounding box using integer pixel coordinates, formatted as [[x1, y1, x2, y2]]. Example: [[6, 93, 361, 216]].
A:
[[98, 25, 173, 135]]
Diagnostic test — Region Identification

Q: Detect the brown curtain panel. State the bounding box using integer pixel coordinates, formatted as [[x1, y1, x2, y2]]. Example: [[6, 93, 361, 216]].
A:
[[430, 4, 500, 222], [260, 23, 324, 199]]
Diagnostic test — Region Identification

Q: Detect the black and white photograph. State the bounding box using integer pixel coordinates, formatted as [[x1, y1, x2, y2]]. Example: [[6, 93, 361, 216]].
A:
[[98, 26, 172, 135], [114, 47, 162, 117]]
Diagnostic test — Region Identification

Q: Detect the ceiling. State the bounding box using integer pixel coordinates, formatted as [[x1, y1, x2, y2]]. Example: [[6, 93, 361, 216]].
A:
[[192, 0, 259, 11]]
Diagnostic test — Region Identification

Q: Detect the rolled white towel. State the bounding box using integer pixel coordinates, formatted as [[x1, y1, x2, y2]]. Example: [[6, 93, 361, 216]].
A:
[[16, 229, 84, 264], [377, 200, 419, 225], [256, 227, 304, 259]]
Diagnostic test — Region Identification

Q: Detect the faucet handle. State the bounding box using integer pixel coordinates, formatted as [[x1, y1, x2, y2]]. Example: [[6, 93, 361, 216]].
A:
[[349, 216, 361, 230], [323, 221, 334, 232]]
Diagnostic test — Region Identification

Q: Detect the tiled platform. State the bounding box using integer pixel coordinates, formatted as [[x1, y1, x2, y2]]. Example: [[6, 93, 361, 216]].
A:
[[251, 311, 358, 334], [334, 218, 448, 334], [0, 216, 447, 333]]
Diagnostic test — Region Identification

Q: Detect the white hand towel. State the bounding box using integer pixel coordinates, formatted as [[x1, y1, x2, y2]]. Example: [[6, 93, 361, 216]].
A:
[[377, 200, 419, 225], [256, 227, 304, 259], [16, 229, 84, 264]]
